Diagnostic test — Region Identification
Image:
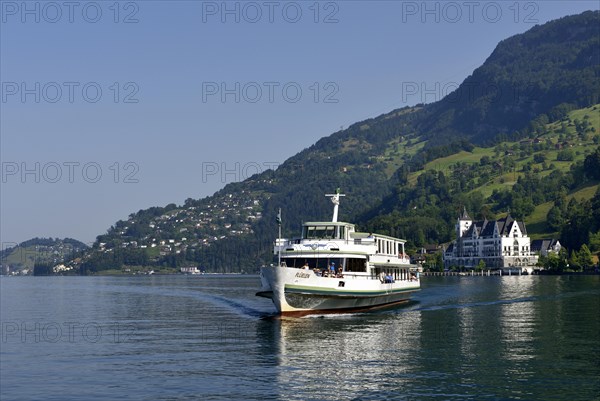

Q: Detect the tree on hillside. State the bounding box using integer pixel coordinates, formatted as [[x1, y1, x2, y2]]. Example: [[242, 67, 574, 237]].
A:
[[560, 201, 592, 250], [569, 250, 581, 271], [583, 146, 600, 179], [557, 149, 575, 161], [547, 204, 566, 231], [578, 244, 594, 269]]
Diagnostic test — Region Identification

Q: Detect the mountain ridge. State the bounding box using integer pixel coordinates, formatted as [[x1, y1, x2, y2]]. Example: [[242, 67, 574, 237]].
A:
[[55, 10, 600, 273]]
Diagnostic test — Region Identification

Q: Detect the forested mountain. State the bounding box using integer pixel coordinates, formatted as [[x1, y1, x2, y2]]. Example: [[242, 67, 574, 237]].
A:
[[63, 11, 600, 273], [416, 10, 600, 146]]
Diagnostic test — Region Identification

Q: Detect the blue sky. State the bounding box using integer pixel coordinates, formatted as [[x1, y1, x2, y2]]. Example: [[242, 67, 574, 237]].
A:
[[1, 0, 598, 246]]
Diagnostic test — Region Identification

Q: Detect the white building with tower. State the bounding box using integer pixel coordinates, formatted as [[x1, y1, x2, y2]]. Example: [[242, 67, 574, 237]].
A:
[[443, 209, 538, 271]]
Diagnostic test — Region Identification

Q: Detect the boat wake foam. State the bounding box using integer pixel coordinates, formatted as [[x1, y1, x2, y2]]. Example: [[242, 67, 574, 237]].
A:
[[202, 294, 275, 319]]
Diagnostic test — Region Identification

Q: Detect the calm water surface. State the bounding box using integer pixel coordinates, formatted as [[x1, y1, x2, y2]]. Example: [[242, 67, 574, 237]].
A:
[[1, 275, 598, 400]]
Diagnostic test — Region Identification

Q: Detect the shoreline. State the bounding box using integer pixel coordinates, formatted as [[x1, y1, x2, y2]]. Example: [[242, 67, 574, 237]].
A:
[[421, 270, 600, 277]]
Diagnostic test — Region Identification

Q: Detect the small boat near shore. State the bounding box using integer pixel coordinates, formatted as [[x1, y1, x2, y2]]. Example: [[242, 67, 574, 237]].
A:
[[256, 191, 420, 316]]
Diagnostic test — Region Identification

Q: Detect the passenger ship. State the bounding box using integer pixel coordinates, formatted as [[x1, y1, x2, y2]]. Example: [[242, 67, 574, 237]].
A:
[[256, 191, 420, 316]]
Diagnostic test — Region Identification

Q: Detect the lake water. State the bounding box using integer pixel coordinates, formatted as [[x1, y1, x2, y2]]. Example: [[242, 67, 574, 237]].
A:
[[1, 275, 598, 400]]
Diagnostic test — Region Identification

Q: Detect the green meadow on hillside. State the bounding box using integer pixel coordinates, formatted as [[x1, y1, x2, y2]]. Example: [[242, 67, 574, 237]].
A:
[[407, 105, 599, 200]]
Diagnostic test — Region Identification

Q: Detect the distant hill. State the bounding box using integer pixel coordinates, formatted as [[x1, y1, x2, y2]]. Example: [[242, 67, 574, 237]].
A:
[[63, 11, 600, 273], [1, 237, 88, 275]]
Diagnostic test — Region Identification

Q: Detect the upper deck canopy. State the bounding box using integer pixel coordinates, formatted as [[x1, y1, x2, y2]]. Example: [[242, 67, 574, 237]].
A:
[[301, 222, 355, 240]]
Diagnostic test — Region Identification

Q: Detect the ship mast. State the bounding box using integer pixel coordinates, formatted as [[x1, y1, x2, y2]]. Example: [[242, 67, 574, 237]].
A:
[[325, 189, 345, 223], [277, 208, 282, 267]]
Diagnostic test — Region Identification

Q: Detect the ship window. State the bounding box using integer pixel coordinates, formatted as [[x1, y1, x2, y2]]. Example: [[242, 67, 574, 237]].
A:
[[281, 258, 317, 268], [305, 226, 336, 239], [281, 258, 300, 268], [315, 258, 328, 270], [346, 258, 367, 272], [281, 258, 343, 270], [313, 257, 343, 270]]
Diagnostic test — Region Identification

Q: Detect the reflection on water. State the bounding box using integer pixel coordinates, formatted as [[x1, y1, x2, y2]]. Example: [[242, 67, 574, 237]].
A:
[[263, 311, 423, 400], [258, 275, 600, 401], [498, 277, 537, 364], [1, 275, 599, 401]]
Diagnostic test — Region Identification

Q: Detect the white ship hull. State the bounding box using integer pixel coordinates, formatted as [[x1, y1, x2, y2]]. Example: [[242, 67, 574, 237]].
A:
[[257, 266, 420, 316]]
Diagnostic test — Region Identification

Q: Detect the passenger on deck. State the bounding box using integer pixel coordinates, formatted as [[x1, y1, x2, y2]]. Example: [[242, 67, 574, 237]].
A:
[[384, 273, 394, 283], [329, 262, 336, 276], [336, 267, 344, 278], [303, 262, 310, 270]]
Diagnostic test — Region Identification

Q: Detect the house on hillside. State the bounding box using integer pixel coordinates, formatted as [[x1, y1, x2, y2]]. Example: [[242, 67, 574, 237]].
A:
[[443, 208, 538, 271], [530, 239, 561, 257], [180, 266, 200, 274], [413, 244, 442, 272]]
